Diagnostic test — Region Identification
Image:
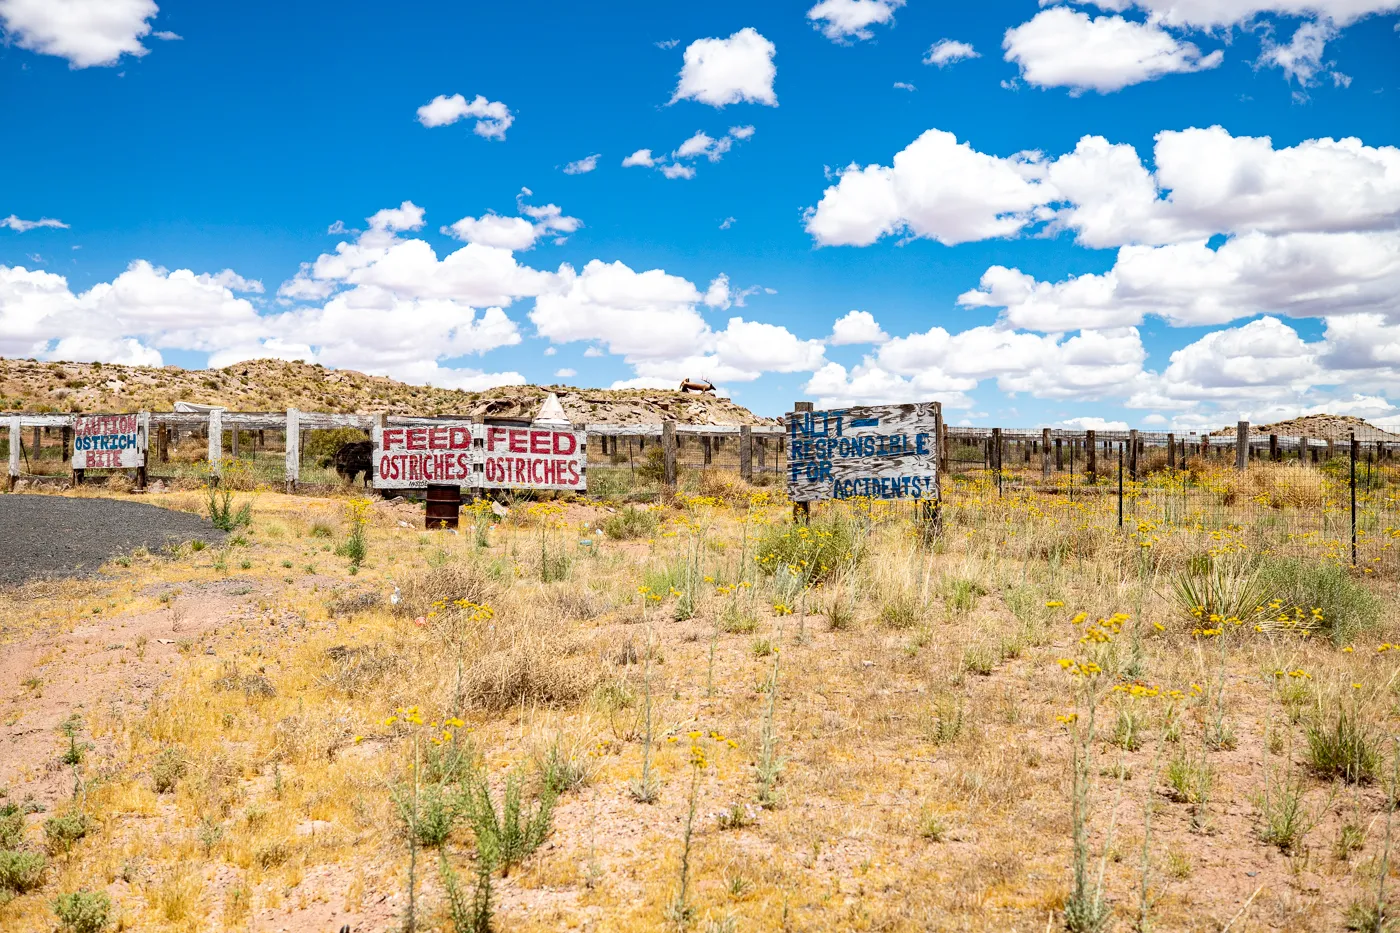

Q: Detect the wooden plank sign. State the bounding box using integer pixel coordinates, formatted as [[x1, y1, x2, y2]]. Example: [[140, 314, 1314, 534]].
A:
[[479, 423, 586, 492], [72, 413, 147, 470], [785, 403, 938, 502], [373, 421, 475, 489]]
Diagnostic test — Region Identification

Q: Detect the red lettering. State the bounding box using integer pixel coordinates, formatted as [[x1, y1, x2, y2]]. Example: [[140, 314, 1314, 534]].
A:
[[429, 427, 448, 450], [487, 426, 507, 451], [553, 432, 577, 455], [457, 453, 471, 478], [406, 428, 427, 450], [508, 430, 527, 454], [449, 427, 471, 450], [566, 462, 579, 485], [383, 428, 404, 449], [530, 431, 549, 455], [514, 458, 526, 482]]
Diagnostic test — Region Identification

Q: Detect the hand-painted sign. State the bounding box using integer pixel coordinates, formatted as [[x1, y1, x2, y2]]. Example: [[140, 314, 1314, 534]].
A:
[[72, 413, 147, 470], [479, 424, 586, 492], [372, 422, 475, 488], [786, 403, 938, 502]]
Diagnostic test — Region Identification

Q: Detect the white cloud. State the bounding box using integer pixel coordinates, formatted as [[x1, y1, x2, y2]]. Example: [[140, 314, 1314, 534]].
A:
[[961, 231, 1400, 330], [804, 359, 976, 409], [671, 28, 777, 108], [1071, 0, 1400, 30], [442, 214, 539, 251], [703, 274, 731, 309], [804, 129, 1054, 247], [719, 217, 736, 229], [729, 124, 756, 140], [661, 163, 696, 180], [1003, 7, 1223, 94], [2, 215, 69, 232], [655, 38, 680, 49], [197, 270, 264, 293], [622, 149, 655, 168], [807, 125, 1400, 251], [806, 0, 904, 42], [1059, 416, 1130, 430], [563, 154, 600, 175], [893, 81, 916, 91], [923, 39, 979, 67], [1259, 19, 1337, 85], [415, 93, 514, 139], [676, 131, 732, 162], [1141, 413, 1169, 425], [0, 0, 160, 68], [554, 368, 577, 379], [829, 310, 889, 345], [151, 29, 178, 40]]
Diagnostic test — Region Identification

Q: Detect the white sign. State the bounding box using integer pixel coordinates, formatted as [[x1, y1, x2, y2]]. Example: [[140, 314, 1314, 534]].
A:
[[372, 422, 476, 489], [72, 413, 147, 470], [786, 403, 938, 502], [479, 423, 586, 492]]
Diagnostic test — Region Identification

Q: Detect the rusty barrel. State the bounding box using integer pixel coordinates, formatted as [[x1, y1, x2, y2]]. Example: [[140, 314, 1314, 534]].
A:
[[425, 483, 461, 530]]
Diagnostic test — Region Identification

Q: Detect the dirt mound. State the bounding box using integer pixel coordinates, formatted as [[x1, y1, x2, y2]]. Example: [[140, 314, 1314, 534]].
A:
[[1211, 413, 1400, 441], [0, 358, 774, 425]]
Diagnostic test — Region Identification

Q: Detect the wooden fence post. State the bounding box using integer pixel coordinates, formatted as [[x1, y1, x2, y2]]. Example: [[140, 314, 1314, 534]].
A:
[[136, 411, 149, 490], [702, 435, 712, 466], [791, 402, 814, 523], [1236, 421, 1248, 471], [1269, 433, 1279, 462], [208, 408, 223, 475], [230, 420, 239, 459], [991, 428, 1002, 473], [738, 424, 753, 481], [936, 410, 947, 474], [285, 408, 300, 493], [1128, 429, 1139, 480], [1299, 435, 1310, 465], [61, 425, 72, 462], [1165, 433, 1175, 471], [1041, 427, 1051, 479], [1055, 437, 1063, 471], [662, 421, 677, 487], [7, 415, 18, 491], [1327, 437, 1335, 462], [1086, 430, 1096, 479]]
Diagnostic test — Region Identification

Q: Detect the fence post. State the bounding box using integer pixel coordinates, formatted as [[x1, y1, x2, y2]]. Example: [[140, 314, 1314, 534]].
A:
[[662, 420, 677, 487], [6, 415, 17, 491], [991, 427, 1002, 472], [284, 408, 300, 493], [1269, 433, 1279, 462], [1299, 435, 1309, 466], [1128, 429, 1139, 481], [230, 419, 239, 459], [1235, 421, 1248, 471], [936, 410, 947, 474], [792, 402, 814, 523], [208, 408, 223, 476], [703, 435, 712, 466], [1085, 430, 1096, 480], [1041, 428, 1051, 479], [1117, 443, 1124, 528], [62, 424, 72, 463], [738, 424, 753, 482], [1350, 432, 1358, 566], [136, 411, 149, 490]]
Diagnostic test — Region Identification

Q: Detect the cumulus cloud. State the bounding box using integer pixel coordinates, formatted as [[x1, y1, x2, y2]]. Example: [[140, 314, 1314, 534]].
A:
[[923, 39, 979, 67], [1069, 0, 1399, 30], [893, 81, 916, 91], [441, 192, 581, 250], [2, 215, 69, 232], [1059, 416, 1130, 430], [806, 125, 1400, 251], [806, 0, 904, 42], [622, 149, 655, 167], [1003, 7, 1223, 94], [563, 154, 600, 175], [660, 163, 696, 180], [0, 0, 161, 68], [829, 310, 889, 345], [1259, 19, 1338, 85], [415, 93, 514, 139], [671, 28, 777, 108]]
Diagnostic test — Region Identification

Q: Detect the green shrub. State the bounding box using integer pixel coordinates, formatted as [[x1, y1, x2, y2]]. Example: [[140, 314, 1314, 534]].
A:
[[1259, 557, 1380, 644], [1168, 553, 1268, 626], [0, 850, 46, 893], [602, 506, 660, 540], [636, 446, 667, 484], [52, 890, 111, 933], [878, 592, 922, 629], [43, 811, 90, 854], [151, 747, 186, 794], [755, 514, 863, 583], [1306, 705, 1379, 784], [304, 427, 367, 468], [0, 805, 24, 850], [464, 772, 555, 876]]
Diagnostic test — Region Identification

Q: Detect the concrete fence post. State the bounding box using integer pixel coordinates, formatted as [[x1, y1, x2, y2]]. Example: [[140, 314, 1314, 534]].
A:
[[208, 408, 223, 475], [285, 408, 300, 493], [738, 424, 753, 481], [7, 415, 18, 491], [662, 420, 677, 486], [1236, 421, 1249, 471]]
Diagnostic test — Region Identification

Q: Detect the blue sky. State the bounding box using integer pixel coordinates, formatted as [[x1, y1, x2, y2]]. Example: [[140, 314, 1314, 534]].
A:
[[2, 0, 1399, 428]]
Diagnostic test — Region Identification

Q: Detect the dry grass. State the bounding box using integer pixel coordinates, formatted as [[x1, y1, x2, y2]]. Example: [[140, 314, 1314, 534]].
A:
[[0, 460, 1397, 932]]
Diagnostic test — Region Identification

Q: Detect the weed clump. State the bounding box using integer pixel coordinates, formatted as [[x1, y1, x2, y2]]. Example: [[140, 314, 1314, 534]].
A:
[[52, 890, 111, 933], [1307, 705, 1380, 784], [1259, 557, 1380, 644], [755, 513, 863, 583], [602, 506, 659, 540]]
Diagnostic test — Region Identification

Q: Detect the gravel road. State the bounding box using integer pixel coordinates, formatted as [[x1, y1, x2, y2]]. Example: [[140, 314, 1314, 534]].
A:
[[0, 494, 224, 586]]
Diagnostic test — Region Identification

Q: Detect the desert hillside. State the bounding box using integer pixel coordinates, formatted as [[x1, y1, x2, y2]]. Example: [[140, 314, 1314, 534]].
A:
[[1212, 413, 1400, 441], [0, 358, 774, 425]]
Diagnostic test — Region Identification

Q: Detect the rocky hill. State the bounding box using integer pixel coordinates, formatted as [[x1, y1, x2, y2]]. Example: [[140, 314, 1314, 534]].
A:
[[0, 358, 775, 425], [1211, 413, 1400, 441]]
